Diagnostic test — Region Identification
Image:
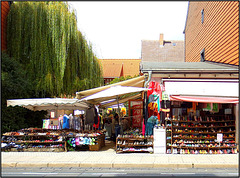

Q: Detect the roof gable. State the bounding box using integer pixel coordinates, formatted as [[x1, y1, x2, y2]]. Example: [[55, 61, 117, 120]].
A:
[[99, 59, 141, 78]]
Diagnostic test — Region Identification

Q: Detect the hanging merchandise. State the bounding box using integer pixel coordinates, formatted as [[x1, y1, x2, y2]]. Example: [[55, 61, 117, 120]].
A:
[[121, 107, 126, 116], [85, 106, 98, 125], [69, 114, 74, 129], [58, 115, 64, 129], [147, 81, 162, 98], [62, 114, 69, 129], [73, 116, 81, 131], [93, 114, 100, 130], [146, 81, 163, 135], [142, 92, 148, 135], [212, 103, 219, 112]]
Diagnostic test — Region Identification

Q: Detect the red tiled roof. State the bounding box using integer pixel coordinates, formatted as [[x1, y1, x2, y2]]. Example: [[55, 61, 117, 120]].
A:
[[99, 59, 141, 78]]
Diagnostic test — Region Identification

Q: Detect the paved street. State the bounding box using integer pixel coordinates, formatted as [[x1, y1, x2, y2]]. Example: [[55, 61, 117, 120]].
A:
[[1, 167, 239, 177]]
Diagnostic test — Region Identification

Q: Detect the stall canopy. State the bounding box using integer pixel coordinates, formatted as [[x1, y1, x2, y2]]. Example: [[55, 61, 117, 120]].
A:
[[7, 98, 89, 111], [99, 93, 142, 108], [80, 85, 147, 115], [76, 75, 145, 99], [80, 86, 147, 106]]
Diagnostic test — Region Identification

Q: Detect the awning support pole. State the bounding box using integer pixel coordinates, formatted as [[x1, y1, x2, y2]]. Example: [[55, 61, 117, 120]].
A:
[[116, 95, 121, 124]]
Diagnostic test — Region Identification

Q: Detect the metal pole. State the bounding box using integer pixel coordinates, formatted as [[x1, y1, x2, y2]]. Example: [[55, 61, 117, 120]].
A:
[[116, 95, 121, 124]]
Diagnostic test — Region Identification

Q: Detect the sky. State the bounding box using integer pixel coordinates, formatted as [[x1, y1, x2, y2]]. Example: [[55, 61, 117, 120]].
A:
[[68, 1, 189, 59]]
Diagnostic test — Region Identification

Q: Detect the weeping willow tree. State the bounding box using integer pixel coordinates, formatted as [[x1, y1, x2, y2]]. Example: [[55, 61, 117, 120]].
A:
[[7, 1, 103, 97]]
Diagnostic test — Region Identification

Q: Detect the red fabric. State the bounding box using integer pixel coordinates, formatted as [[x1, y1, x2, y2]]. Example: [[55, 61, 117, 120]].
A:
[[170, 95, 239, 104], [93, 115, 100, 130], [147, 81, 155, 97], [147, 81, 162, 100], [142, 119, 145, 135]]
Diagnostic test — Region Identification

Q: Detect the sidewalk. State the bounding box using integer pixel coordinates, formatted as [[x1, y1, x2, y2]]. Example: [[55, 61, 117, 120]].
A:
[[1, 141, 239, 168]]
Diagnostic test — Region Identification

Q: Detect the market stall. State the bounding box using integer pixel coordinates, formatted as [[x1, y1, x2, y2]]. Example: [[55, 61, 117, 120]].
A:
[[3, 98, 106, 152], [160, 79, 239, 154]]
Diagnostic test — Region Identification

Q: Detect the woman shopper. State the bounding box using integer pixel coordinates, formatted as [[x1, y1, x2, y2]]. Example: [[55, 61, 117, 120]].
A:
[[112, 113, 120, 142]]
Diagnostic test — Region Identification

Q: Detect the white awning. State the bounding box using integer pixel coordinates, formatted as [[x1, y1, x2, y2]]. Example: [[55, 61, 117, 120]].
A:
[[76, 75, 145, 99], [7, 98, 88, 111], [164, 80, 239, 98]]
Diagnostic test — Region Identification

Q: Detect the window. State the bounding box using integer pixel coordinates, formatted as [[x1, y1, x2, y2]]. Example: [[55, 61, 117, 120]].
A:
[[201, 9, 204, 23], [200, 49, 205, 62]]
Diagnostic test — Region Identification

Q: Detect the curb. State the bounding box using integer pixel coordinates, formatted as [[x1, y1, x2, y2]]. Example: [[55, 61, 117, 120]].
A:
[[2, 162, 238, 168], [48, 163, 80, 167], [193, 163, 238, 168], [16, 162, 48, 167], [1, 163, 17, 167], [80, 163, 112, 168]]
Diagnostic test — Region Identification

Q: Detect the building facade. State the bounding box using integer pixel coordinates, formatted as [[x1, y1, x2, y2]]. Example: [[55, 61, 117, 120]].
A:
[[1, 1, 11, 51], [184, 1, 239, 65], [141, 34, 184, 63]]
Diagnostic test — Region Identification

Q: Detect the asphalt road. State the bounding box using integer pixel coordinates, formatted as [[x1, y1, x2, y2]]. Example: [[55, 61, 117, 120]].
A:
[[1, 167, 239, 177]]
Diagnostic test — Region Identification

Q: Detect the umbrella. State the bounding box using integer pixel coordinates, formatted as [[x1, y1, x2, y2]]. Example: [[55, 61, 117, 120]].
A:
[[80, 85, 148, 117], [7, 98, 88, 117]]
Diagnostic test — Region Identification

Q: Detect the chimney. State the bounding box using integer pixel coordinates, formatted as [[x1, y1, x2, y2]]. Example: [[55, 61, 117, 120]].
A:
[[159, 33, 164, 46]]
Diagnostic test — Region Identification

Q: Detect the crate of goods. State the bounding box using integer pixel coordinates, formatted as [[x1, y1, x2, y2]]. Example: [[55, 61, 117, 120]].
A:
[[89, 143, 100, 151]]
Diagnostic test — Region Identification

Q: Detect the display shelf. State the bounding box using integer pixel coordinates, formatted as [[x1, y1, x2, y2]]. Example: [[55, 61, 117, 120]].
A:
[[171, 120, 235, 123], [165, 119, 172, 154], [172, 131, 235, 134], [172, 137, 216, 140], [172, 125, 235, 128], [2, 129, 105, 152], [172, 146, 236, 149], [169, 108, 236, 154], [116, 136, 153, 153]]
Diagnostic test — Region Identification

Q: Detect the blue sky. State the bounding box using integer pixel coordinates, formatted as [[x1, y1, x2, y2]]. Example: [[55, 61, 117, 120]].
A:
[[69, 1, 189, 59]]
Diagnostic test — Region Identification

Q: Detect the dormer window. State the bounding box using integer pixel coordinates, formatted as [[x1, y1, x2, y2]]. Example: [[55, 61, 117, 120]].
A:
[[201, 9, 204, 24], [200, 48, 205, 62]]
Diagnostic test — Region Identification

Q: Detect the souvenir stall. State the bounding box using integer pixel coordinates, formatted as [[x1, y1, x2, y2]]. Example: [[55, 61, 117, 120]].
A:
[[116, 82, 164, 154], [116, 99, 155, 153], [3, 98, 106, 152], [161, 80, 239, 154], [167, 100, 238, 154], [77, 85, 153, 153]]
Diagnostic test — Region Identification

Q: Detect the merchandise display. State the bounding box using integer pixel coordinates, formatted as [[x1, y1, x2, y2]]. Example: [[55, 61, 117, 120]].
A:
[[2, 128, 66, 152], [1, 128, 105, 152], [165, 120, 172, 154], [66, 131, 105, 151], [169, 102, 237, 154], [116, 135, 153, 153]]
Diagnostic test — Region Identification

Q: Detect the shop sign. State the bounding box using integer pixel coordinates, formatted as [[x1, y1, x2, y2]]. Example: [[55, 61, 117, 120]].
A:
[[42, 119, 50, 129], [162, 91, 169, 100], [132, 109, 142, 128], [217, 133, 223, 142], [130, 100, 143, 109]]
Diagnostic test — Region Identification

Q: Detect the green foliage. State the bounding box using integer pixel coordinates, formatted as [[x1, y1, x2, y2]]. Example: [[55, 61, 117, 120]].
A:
[[7, 1, 103, 97], [1, 52, 47, 134], [3, 2, 104, 133], [109, 75, 138, 85]]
